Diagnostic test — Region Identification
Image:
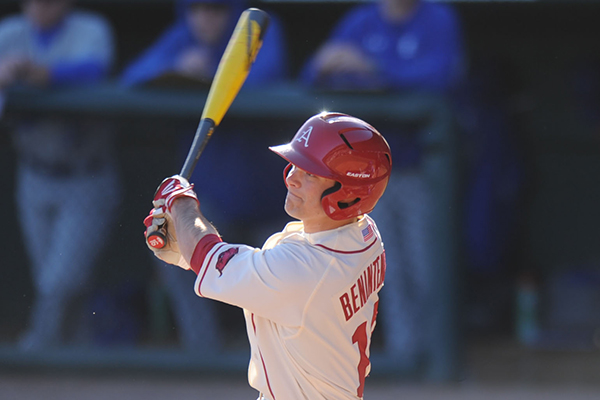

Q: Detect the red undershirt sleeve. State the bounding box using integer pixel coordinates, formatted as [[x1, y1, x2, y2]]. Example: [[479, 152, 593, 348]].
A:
[[190, 234, 223, 275]]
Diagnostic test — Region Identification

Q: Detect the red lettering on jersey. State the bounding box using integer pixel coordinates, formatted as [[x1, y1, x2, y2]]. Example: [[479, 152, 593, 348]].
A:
[[366, 265, 373, 298], [339, 251, 386, 323], [350, 284, 360, 313], [340, 293, 354, 321], [371, 300, 379, 327], [357, 274, 367, 308]]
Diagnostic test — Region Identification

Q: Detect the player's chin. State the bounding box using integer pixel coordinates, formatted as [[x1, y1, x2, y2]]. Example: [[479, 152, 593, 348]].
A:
[[285, 192, 301, 205], [284, 197, 301, 219]]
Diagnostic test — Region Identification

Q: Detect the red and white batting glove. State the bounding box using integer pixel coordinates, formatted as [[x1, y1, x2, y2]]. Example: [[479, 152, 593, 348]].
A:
[[153, 175, 199, 213], [145, 175, 198, 252], [144, 206, 190, 269]]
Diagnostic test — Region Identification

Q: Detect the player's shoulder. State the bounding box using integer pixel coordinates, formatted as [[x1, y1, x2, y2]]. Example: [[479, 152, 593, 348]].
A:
[[267, 228, 320, 261], [272, 225, 341, 260], [284, 220, 304, 233], [261, 221, 303, 248], [257, 236, 331, 287]]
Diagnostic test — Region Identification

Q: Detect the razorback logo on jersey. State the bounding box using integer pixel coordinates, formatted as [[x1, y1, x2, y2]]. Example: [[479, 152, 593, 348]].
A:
[[216, 247, 239, 276]]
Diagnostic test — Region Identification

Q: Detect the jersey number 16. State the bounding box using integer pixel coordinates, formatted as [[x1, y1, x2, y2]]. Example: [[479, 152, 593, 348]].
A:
[[352, 300, 379, 398]]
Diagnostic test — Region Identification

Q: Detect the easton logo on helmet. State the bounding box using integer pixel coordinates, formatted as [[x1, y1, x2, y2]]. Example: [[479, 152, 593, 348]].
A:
[[295, 126, 313, 147], [347, 172, 371, 178]]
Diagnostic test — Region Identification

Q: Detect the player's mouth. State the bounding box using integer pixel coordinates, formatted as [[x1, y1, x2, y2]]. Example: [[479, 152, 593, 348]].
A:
[[286, 191, 302, 201]]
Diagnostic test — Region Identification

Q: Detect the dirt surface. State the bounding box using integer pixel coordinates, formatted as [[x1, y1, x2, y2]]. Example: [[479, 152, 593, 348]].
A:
[[2, 373, 600, 400]]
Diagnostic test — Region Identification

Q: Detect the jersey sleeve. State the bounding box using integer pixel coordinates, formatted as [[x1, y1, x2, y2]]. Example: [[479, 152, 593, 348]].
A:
[[194, 240, 327, 326]]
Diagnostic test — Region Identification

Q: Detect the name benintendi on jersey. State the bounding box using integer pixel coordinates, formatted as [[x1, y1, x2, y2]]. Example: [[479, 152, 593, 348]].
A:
[[339, 252, 386, 321]]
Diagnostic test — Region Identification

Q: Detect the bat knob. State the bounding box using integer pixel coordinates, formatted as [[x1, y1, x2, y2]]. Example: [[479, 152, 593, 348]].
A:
[[147, 230, 167, 249]]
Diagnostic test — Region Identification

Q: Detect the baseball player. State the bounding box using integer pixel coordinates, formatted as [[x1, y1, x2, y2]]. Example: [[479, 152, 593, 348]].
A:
[[145, 112, 392, 399]]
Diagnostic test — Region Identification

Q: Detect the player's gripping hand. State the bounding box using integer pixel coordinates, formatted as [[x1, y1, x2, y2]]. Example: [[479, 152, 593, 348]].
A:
[[146, 175, 199, 250], [153, 175, 199, 213], [144, 206, 191, 270]]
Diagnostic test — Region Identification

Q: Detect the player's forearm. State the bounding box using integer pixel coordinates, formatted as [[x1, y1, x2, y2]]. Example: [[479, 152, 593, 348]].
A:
[[170, 198, 220, 264]]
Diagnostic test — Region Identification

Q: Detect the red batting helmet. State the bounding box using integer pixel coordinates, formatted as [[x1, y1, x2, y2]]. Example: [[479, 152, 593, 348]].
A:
[[269, 112, 392, 220]]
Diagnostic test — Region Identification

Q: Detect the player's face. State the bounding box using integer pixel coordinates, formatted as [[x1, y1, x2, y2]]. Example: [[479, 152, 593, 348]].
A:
[[284, 165, 337, 233]]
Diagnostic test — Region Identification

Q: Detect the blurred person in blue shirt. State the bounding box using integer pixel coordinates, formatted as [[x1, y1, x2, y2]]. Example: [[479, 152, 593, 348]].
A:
[[121, 0, 287, 87], [301, 0, 463, 92], [121, 0, 288, 354], [302, 0, 465, 368], [0, 0, 120, 350]]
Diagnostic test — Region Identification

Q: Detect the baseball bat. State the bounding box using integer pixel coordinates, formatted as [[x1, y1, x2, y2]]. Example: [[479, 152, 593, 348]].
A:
[[181, 7, 270, 179], [147, 8, 270, 249]]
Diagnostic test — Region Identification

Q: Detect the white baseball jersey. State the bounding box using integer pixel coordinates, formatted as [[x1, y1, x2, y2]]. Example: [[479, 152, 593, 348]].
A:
[[192, 215, 386, 400]]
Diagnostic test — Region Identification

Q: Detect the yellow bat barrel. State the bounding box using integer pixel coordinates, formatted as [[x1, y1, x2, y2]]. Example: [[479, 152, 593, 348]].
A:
[[200, 8, 270, 125]]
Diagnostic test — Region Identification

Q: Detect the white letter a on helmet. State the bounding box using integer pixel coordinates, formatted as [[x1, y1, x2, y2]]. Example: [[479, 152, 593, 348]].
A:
[[296, 126, 312, 148]]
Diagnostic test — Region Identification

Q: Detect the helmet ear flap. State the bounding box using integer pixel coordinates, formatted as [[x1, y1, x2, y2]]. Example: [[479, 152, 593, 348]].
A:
[[338, 197, 360, 209], [321, 182, 361, 219], [321, 181, 359, 210], [321, 181, 341, 201]]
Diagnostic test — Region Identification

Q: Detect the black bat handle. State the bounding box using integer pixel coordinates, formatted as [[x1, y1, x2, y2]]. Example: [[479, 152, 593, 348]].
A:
[[180, 118, 216, 180], [149, 119, 215, 250]]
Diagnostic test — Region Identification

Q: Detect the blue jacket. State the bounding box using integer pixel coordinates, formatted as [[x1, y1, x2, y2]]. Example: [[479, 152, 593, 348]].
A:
[[301, 1, 464, 93], [120, 5, 287, 87]]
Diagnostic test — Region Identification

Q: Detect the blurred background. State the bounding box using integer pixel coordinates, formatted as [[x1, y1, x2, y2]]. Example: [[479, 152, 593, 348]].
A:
[[1, 0, 600, 398]]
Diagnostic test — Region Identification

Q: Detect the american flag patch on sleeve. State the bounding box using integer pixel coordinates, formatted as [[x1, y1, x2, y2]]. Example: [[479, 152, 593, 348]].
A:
[[362, 224, 374, 242]]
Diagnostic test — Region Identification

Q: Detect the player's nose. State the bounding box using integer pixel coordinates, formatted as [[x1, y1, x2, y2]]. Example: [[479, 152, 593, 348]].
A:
[[285, 165, 301, 188]]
